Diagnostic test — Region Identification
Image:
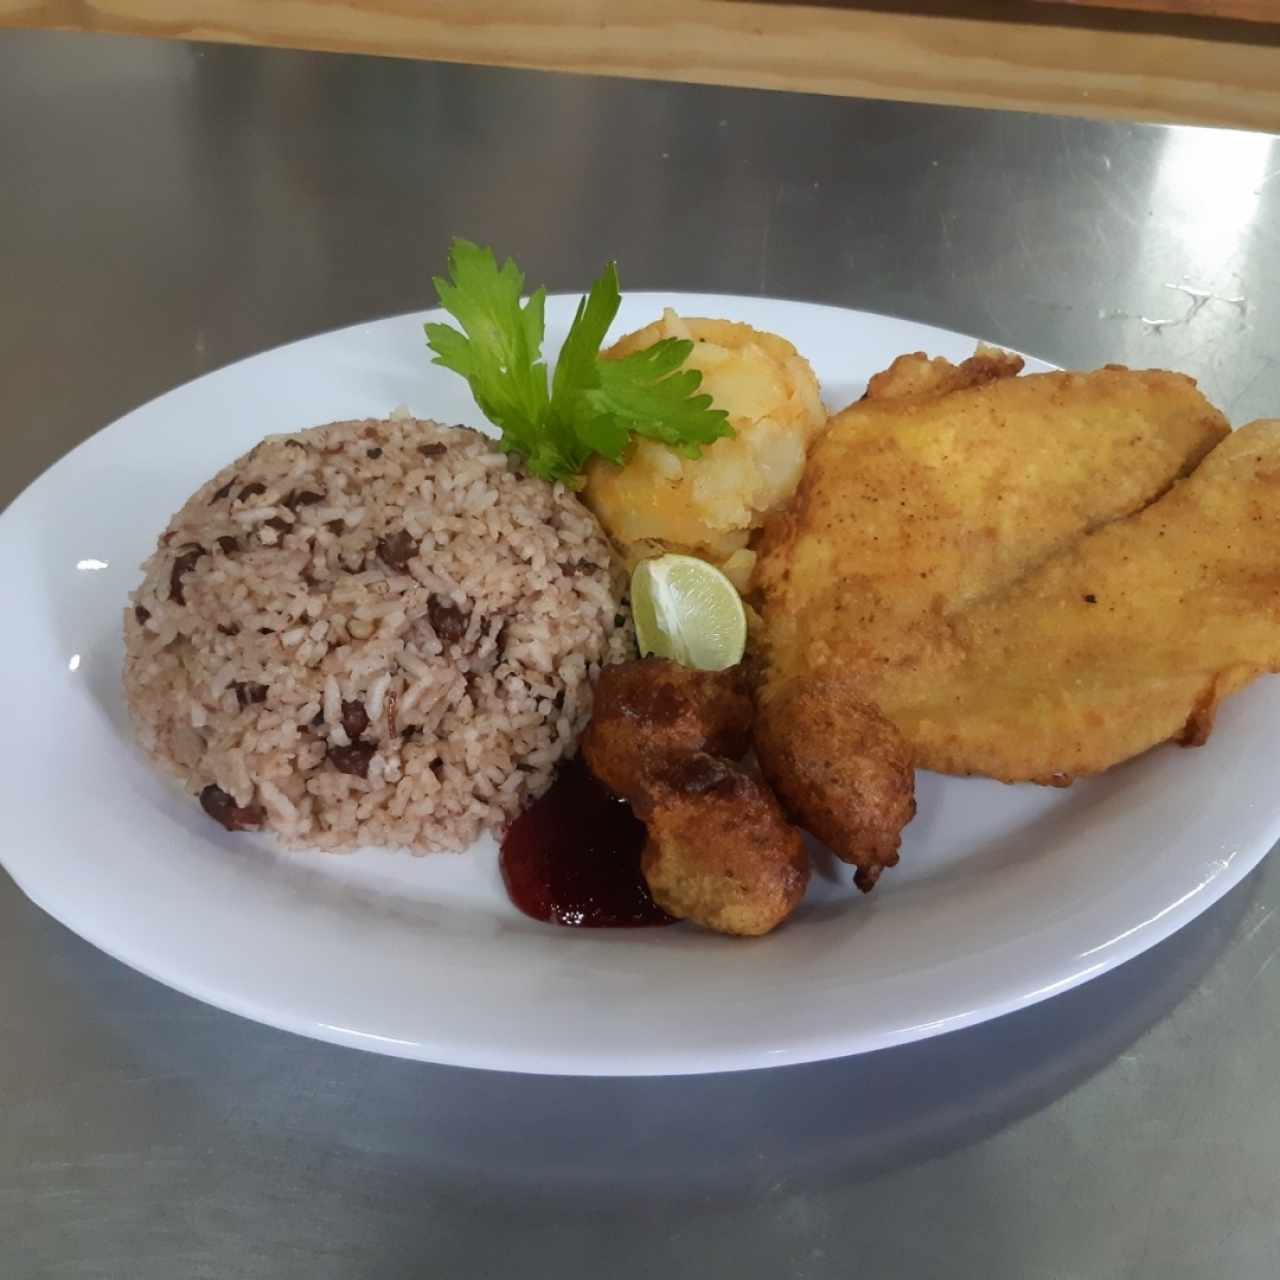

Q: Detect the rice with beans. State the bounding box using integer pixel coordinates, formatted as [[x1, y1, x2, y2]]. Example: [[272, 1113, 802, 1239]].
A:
[[123, 416, 632, 851]]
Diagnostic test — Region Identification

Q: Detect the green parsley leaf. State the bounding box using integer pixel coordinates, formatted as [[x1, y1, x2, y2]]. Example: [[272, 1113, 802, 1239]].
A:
[[590, 338, 731, 458], [424, 238, 733, 484], [550, 261, 622, 418], [425, 239, 549, 463]]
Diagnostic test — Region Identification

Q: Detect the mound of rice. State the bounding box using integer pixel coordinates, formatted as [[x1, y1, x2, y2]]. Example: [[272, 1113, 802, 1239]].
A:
[[124, 416, 632, 851]]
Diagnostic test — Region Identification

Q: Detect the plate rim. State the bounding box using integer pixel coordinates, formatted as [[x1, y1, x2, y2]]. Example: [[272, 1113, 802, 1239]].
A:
[[1, 293, 1272, 1076], [0, 292, 1050, 524]]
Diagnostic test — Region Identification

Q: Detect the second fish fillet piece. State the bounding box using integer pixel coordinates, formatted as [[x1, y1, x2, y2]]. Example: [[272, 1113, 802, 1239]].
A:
[[880, 419, 1280, 781]]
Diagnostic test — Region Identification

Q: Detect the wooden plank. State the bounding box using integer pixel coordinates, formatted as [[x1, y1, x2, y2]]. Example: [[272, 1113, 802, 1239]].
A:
[[1038, 0, 1275, 20], [3, 0, 1280, 133]]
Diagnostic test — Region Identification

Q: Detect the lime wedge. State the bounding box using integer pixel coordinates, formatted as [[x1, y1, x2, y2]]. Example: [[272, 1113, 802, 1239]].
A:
[[631, 554, 747, 671]]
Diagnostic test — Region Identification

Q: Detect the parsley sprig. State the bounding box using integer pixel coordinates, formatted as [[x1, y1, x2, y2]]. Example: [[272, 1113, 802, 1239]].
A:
[[425, 239, 732, 485]]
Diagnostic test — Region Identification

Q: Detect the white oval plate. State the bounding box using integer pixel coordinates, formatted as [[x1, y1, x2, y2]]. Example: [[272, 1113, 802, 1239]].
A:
[[1, 295, 1275, 1076]]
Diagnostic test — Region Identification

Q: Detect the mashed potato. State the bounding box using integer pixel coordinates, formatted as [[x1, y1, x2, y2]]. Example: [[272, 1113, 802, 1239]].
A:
[[581, 312, 825, 590]]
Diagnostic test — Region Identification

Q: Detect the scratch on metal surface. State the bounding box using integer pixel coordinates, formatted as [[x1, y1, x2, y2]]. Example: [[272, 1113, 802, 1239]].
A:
[[1242, 906, 1276, 945], [1087, 172, 1141, 233], [937, 209, 956, 271], [1249, 942, 1280, 986], [1139, 282, 1247, 331], [1166, 282, 1246, 308], [759, 184, 782, 292], [1225, 355, 1279, 420]]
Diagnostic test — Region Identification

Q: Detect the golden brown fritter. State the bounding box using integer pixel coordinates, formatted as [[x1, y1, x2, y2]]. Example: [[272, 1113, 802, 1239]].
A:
[[636, 754, 809, 937], [863, 345, 1024, 402], [581, 658, 808, 935], [581, 657, 753, 801], [754, 677, 915, 892], [876, 419, 1280, 781]]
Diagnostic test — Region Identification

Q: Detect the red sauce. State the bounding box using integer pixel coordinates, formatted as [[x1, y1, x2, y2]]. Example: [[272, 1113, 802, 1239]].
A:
[[501, 757, 675, 927]]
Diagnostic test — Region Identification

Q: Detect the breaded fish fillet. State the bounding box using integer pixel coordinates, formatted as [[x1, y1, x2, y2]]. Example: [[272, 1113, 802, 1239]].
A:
[[863, 345, 1026, 402], [756, 364, 1231, 701], [880, 419, 1280, 781]]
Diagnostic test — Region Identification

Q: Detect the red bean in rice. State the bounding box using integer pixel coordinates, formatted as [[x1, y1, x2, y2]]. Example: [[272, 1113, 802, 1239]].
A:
[[123, 416, 632, 851]]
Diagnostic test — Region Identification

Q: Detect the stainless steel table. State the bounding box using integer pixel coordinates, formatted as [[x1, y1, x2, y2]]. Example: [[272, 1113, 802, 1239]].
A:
[[4, 29, 1280, 1280]]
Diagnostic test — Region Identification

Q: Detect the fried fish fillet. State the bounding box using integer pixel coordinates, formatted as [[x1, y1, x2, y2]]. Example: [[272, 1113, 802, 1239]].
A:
[[863, 345, 1026, 402], [879, 419, 1280, 781], [755, 364, 1231, 703]]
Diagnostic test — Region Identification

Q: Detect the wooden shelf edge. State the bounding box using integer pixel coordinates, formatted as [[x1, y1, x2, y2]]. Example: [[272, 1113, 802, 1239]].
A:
[[3, 0, 1280, 133], [1033, 0, 1275, 23]]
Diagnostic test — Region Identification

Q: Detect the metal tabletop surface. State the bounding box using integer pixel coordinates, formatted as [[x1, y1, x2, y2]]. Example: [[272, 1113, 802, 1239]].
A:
[[4, 28, 1280, 1280]]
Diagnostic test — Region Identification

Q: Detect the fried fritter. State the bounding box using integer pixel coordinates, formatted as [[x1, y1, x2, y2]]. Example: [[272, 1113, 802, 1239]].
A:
[[754, 677, 915, 892], [878, 419, 1280, 781], [582, 659, 807, 935], [581, 657, 752, 801], [636, 754, 809, 937], [756, 364, 1231, 724]]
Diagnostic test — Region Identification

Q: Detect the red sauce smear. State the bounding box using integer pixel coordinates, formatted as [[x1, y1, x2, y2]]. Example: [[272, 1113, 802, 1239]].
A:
[[501, 757, 675, 927]]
